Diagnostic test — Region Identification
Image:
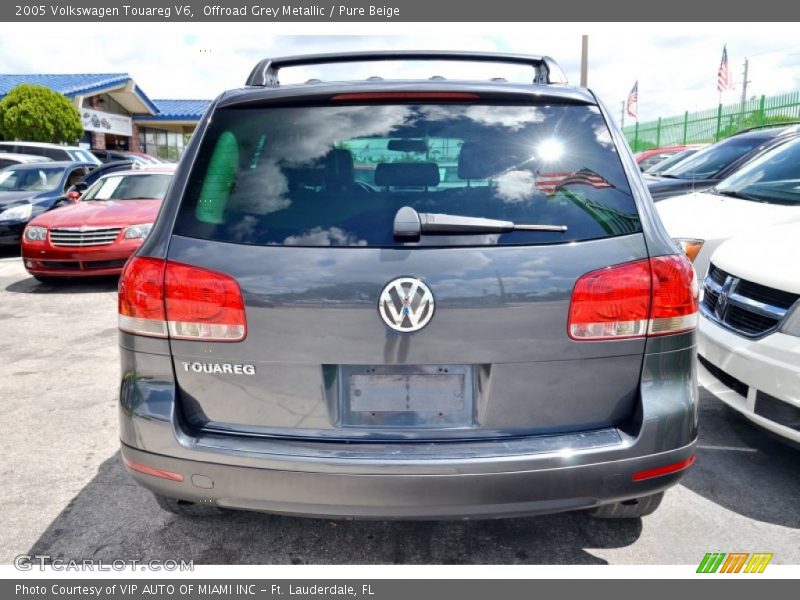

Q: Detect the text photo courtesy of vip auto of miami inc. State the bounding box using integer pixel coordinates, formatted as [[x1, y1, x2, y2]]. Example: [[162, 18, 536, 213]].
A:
[[0, 15, 798, 586]]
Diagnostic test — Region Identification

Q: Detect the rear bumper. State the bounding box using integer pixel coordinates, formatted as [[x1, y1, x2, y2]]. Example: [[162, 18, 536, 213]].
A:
[[118, 341, 698, 518], [121, 440, 695, 519], [698, 316, 800, 444]]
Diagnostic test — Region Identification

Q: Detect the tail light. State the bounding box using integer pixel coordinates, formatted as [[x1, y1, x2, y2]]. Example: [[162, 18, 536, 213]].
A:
[[647, 255, 699, 336], [119, 257, 246, 342], [118, 257, 168, 337], [165, 262, 246, 341], [568, 255, 698, 341]]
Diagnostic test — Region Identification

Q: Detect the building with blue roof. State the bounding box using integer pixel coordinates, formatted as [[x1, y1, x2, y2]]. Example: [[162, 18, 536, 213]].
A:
[[0, 73, 209, 159]]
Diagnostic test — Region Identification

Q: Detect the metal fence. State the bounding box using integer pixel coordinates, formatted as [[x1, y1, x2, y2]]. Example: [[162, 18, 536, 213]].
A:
[[623, 91, 800, 152]]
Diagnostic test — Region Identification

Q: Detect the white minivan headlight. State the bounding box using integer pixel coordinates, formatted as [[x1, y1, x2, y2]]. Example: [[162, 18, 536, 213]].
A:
[[124, 223, 153, 240], [0, 203, 33, 222]]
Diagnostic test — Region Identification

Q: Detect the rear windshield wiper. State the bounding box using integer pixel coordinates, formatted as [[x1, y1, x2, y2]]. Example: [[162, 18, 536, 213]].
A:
[[393, 206, 567, 240]]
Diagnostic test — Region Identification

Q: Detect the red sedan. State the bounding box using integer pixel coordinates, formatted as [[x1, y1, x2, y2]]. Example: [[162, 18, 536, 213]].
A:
[[633, 145, 705, 171], [22, 167, 174, 281]]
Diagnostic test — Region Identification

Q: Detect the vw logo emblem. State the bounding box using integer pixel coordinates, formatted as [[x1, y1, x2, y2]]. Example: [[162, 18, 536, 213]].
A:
[[378, 277, 435, 333]]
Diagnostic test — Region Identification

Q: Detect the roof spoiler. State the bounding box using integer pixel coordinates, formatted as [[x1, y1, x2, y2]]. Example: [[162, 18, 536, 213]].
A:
[[245, 51, 568, 87]]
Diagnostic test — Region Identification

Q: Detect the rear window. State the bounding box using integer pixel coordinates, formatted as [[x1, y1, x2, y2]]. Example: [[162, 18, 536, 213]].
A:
[[174, 103, 640, 247], [0, 166, 64, 192], [71, 149, 97, 163], [84, 173, 172, 201]]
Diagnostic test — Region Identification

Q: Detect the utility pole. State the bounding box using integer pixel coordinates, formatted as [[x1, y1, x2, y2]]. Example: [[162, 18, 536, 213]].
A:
[[580, 35, 589, 87], [740, 58, 750, 111], [620, 100, 626, 129]]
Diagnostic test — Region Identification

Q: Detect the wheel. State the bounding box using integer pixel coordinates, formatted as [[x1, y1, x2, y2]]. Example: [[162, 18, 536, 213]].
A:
[[153, 494, 224, 517], [588, 492, 664, 519]]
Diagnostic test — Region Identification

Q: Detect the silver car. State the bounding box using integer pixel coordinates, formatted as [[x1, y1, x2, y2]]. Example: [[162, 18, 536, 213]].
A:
[[118, 51, 699, 520]]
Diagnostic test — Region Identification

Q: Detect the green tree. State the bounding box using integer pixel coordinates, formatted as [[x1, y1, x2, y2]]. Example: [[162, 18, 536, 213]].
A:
[[0, 84, 83, 143]]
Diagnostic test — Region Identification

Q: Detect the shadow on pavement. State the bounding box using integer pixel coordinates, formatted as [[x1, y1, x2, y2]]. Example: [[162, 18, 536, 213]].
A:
[[5, 275, 118, 295], [29, 451, 642, 565], [680, 390, 800, 529]]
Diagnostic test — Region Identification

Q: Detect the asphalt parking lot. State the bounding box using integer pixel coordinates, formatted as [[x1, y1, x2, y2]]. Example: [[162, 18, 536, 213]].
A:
[[1, 248, 799, 566]]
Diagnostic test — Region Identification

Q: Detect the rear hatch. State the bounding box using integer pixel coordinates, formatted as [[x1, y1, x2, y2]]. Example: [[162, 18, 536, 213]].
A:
[[166, 97, 649, 441]]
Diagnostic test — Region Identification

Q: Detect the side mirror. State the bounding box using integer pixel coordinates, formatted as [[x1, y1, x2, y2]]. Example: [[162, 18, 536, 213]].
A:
[[66, 181, 88, 202]]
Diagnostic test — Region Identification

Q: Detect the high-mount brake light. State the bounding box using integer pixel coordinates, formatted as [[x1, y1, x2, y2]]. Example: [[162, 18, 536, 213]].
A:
[[118, 257, 247, 342], [568, 255, 698, 341], [330, 92, 480, 102]]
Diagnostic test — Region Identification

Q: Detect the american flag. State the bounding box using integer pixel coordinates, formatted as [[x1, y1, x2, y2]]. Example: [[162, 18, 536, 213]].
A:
[[536, 168, 614, 195], [626, 81, 638, 119], [717, 45, 734, 92]]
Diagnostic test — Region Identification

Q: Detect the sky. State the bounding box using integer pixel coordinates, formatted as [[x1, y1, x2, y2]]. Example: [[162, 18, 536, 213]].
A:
[[2, 23, 800, 125]]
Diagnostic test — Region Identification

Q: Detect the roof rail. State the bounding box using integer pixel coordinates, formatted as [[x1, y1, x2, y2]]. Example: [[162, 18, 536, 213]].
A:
[[245, 51, 568, 87]]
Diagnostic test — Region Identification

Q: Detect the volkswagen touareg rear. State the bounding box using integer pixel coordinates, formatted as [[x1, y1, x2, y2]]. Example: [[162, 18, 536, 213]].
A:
[[118, 51, 699, 519]]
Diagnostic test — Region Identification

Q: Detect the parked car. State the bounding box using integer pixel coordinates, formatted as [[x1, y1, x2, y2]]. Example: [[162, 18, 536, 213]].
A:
[[91, 149, 160, 167], [647, 125, 800, 201], [642, 147, 703, 176], [66, 160, 135, 200], [0, 141, 100, 166], [697, 224, 800, 445], [657, 134, 800, 278], [0, 152, 53, 169], [0, 161, 94, 246], [118, 51, 698, 521], [635, 145, 697, 171], [126, 151, 163, 165], [22, 167, 174, 280]]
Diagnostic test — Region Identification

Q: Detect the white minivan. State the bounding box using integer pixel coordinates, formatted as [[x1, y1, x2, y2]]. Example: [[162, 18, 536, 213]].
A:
[[697, 224, 800, 445]]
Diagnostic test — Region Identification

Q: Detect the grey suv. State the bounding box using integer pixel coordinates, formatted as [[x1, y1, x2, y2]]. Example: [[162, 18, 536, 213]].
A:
[[118, 52, 699, 520]]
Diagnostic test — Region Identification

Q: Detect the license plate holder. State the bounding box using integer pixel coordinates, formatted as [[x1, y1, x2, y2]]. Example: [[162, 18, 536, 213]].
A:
[[339, 365, 474, 429]]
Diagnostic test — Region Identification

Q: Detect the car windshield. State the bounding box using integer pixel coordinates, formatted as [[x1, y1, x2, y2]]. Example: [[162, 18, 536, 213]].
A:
[[661, 135, 769, 179], [174, 103, 640, 247], [644, 149, 698, 175], [0, 166, 63, 192], [72, 149, 97, 163], [83, 173, 172, 201], [714, 136, 800, 205]]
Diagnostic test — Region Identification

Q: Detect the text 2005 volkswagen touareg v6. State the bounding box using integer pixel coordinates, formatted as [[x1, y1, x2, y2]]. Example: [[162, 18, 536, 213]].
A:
[[118, 52, 699, 519]]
